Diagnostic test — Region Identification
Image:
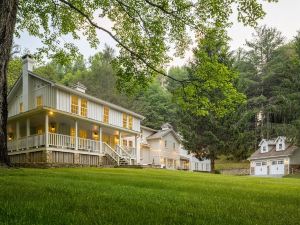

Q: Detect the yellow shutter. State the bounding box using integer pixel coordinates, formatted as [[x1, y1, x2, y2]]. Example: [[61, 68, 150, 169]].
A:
[[128, 116, 133, 130], [19, 103, 23, 113], [103, 106, 109, 123], [123, 113, 127, 128], [36, 96, 43, 107], [81, 98, 87, 117], [71, 95, 78, 114]]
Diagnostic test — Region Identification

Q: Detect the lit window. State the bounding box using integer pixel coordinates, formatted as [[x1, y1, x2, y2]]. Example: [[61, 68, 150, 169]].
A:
[[70, 128, 76, 137], [123, 139, 127, 146], [129, 140, 133, 147], [128, 116, 133, 130], [79, 130, 87, 139], [81, 98, 87, 117], [36, 96, 43, 107], [103, 106, 109, 123], [37, 127, 43, 135], [71, 95, 78, 114], [123, 113, 128, 128], [19, 103, 23, 113]]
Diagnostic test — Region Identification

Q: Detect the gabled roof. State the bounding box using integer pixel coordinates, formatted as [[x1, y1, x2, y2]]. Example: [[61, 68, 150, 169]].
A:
[[147, 128, 181, 143], [258, 138, 276, 146], [248, 144, 299, 160], [9, 71, 144, 119]]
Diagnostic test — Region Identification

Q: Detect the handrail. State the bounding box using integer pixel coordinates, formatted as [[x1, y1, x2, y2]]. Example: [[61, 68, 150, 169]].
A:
[[116, 145, 131, 162], [102, 142, 121, 165]]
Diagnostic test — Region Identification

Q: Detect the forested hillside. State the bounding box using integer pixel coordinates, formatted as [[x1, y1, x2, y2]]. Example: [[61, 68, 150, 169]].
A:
[[8, 26, 300, 161]]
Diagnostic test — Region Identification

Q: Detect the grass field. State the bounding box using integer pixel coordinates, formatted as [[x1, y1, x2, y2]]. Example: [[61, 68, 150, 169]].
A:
[[215, 155, 249, 170], [0, 168, 300, 225]]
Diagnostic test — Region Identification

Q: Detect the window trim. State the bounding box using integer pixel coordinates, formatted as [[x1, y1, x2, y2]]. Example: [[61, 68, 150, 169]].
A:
[[103, 106, 109, 123]]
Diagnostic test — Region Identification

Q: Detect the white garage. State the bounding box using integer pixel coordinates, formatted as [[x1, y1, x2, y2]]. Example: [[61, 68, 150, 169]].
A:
[[270, 160, 285, 175], [254, 161, 268, 175], [248, 136, 300, 176]]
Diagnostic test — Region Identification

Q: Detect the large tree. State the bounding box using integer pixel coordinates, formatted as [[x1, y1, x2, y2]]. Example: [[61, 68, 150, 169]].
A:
[[0, 0, 276, 165]]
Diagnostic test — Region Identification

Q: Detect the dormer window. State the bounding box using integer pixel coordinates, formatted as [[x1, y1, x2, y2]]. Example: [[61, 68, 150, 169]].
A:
[[262, 146, 267, 152], [279, 143, 283, 150]]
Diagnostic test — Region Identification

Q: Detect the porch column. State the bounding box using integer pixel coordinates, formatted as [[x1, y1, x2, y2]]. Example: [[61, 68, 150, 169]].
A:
[[26, 118, 30, 149], [75, 120, 78, 151], [119, 131, 122, 146], [16, 121, 20, 151], [45, 113, 49, 147], [99, 126, 103, 153], [135, 134, 140, 165]]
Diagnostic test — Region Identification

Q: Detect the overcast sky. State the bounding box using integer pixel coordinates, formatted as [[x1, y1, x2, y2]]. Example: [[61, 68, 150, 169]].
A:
[[16, 0, 300, 67]]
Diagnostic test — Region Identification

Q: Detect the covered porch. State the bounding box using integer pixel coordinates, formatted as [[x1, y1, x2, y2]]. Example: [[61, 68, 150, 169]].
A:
[[7, 110, 139, 166]]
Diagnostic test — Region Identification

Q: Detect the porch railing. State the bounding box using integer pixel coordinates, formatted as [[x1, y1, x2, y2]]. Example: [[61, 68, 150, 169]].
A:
[[8, 133, 103, 154], [116, 145, 131, 164]]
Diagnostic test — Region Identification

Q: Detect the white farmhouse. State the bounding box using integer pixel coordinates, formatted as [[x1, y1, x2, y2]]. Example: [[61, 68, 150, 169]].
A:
[[123, 123, 211, 171], [7, 55, 143, 166], [248, 136, 300, 176]]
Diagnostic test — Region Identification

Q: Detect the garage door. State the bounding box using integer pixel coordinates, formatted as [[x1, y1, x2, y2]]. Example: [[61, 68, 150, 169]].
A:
[[255, 161, 268, 175], [270, 160, 285, 175]]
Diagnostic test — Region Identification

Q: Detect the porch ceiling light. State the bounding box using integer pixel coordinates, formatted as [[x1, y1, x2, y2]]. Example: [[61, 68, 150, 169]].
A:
[[49, 111, 54, 116]]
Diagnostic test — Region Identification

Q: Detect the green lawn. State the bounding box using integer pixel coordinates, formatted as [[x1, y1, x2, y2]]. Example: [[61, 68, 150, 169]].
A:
[[0, 168, 299, 225]]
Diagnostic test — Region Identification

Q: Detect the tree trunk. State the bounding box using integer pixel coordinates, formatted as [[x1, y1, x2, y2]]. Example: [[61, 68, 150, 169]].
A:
[[0, 0, 19, 165], [211, 158, 215, 172]]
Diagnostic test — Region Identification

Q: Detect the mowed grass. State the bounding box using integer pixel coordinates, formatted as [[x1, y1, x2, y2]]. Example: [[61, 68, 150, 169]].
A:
[[0, 168, 300, 225]]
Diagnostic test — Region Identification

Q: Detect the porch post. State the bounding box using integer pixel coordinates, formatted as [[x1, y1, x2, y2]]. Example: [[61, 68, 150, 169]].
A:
[[135, 134, 140, 165], [119, 131, 122, 146], [26, 118, 30, 149], [16, 121, 20, 151], [99, 126, 102, 153], [75, 120, 78, 151], [45, 113, 49, 148]]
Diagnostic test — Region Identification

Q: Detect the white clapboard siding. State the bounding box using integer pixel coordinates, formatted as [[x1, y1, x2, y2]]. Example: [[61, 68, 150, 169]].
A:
[[133, 117, 140, 132], [8, 89, 22, 117], [87, 101, 103, 121], [31, 85, 56, 109], [56, 89, 71, 113], [109, 109, 122, 127]]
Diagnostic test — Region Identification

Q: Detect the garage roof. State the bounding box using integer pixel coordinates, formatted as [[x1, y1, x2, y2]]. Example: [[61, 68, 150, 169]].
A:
[[248, 144, 299, 160]]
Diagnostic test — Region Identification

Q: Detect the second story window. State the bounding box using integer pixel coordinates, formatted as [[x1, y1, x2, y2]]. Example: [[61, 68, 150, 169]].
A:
[[19, 102, 23, 113], [81, 98, 87, 117], [71, 95, 78, 114], [173, 142, 176, 150], [128, 116, 133, 130], [123, 113, 128, 128], [36, 96, 43, 107], [103, 106, 109, 123], [165, 140, 167, 148]]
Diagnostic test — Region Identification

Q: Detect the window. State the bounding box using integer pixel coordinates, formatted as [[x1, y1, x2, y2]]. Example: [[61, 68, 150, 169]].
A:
[[79, 130, 87, 139], [123, 140, 128, 146], [36, 96, 43, 107], [37, 127, 43, 135], [279, 143, 283, 150], [262, 161, 267, 166], [81, 98, 87, 117], [256, 162, 261, 166], [128, 116, 133, 130], [123, 113, 128, 128], [19, 103, 23, 113], [278, 160, 284, 165], [173, 142, 176, 150], [70, 128, 76, 137], [262, 146, 267, 152], [165, 140, 167, 148], [129, 140, 133, 147], [272, 161, 277, 165], [103, 106, 109, 123], [71, 95, 78, 114]]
